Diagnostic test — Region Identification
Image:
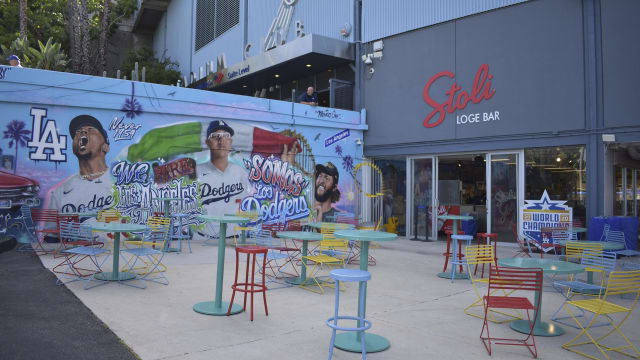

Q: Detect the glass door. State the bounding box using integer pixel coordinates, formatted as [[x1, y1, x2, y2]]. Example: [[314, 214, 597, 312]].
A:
[[407, 157, 436, 241], [487, 151, 524, 242]]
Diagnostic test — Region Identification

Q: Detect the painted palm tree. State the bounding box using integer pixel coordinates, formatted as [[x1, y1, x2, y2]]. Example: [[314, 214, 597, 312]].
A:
[[121, 82, 143, 119], [3, 120, 31, 174]]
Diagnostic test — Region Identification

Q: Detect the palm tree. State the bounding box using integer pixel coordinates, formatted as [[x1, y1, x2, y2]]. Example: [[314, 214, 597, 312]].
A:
[[19, 0, 27, 39], [3, 120, 31, 174]]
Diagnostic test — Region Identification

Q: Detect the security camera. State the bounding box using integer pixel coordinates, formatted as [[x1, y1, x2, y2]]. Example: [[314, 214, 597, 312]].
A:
[[368, 67, 375, 74], [363, 55, 373, 65], [355, 138, 362, 145]]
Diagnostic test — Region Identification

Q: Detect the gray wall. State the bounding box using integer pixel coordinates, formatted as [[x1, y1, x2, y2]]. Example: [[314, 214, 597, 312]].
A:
[[363, 0, 586, 153], [601, 0, 640, 128]]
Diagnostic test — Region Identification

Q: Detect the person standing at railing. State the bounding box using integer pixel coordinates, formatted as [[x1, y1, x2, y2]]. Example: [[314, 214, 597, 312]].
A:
[[298, 86, 318, 106]]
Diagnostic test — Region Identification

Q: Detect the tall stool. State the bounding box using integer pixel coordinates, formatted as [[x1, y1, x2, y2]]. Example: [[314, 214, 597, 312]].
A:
[[442, 230, 466, 272], [449, 234, 473, 282], [327, 269, 372, 360], [475, 233, 498, 277], [228, 245, 268, 321], [169, 213, 191, 253]]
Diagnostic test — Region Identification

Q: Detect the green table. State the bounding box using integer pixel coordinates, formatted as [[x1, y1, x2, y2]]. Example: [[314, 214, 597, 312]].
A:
[[307, 222, 355, 230], [91, 222, 148, 282], [155, 197, 182, 252], [437, 214, 473, 280], [333, 229, 397, 353], [194, 215, 249, 316], [276, 231, 322, 285], [498, 257, 585, 336]]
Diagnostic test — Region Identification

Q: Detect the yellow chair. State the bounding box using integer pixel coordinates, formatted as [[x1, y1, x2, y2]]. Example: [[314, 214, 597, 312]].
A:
[[562, 270, 640, 360], [565, 241, 604, 263], [233, 210, 260, 246], [97, 209, 121, 223], [464, 244, 522, 323], [122, 216, 171, 274], [300, 223, 350, 294]]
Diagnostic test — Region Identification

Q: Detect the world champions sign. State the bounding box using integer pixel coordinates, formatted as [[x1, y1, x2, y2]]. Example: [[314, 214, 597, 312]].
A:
[[520, 190, 572, 252]]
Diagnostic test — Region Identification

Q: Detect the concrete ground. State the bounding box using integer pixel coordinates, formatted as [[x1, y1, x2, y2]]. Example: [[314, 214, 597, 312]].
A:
[[36, 237, 640, 360]]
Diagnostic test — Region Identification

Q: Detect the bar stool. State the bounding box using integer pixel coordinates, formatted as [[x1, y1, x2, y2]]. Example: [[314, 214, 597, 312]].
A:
[[449, 234, 473, 282], [442, 229, 466, 273], [327, 269, 372, 360], [170, 213, 191, 253], [475, 233, 498, 277], [228, 245, 268, 321]]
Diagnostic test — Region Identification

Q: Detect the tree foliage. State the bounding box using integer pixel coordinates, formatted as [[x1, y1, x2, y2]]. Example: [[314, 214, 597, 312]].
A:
[[121, 48, 182, 85]]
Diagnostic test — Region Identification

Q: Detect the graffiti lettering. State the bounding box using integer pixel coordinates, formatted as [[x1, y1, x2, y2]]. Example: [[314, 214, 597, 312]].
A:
[[111, 161, 150, 186], [253, 183, 273, 200], [109, 116, 142, 141], [27, 108, 67, 163], [61, 194, 114, 213], [0, 66, 11, 80], [241, 191, 310, 223], [153, 158, 196, 184], [243, 154, 307, 196], [314, 109, 342, 120]]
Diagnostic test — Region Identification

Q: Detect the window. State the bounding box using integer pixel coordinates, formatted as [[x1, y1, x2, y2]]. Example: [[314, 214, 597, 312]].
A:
[[195, 0, 240, 51], [525, 145, 587, 224]]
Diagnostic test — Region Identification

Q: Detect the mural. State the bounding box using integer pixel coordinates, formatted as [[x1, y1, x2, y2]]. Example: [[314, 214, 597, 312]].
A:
[[0, 69, 364, 240]]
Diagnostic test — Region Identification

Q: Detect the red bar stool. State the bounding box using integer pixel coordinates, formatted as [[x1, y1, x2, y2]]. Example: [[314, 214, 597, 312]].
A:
[[475, 233, 498, 277], [442, 229, 466, 273], [228, 245, 269, 321]]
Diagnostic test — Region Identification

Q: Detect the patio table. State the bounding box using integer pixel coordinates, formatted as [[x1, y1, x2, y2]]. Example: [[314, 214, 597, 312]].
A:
[[498, 257, 585, 336], [276, 231, 322, 285], [437, 214, 473, 280], [556, 239, 625, 251], [91, 222, 148, 282], [194, 215, 249, 316], [333, 229, 397, 353], [307, 222, 355, 230]]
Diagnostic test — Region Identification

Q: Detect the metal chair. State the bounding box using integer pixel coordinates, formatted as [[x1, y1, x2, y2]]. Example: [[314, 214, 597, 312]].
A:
[[228, 245, 269, 321], [475, 233, 498, 277], [246, 223, 292, 289], [512, 223, 534, 258], [464, 245, 522, 323], [326, 269, 372, 360], [480, 265, 543, 358], [17, 205, 49, 254], [601, 224, 640, 260], [540, 226, 569, 256], [562, 270, 640, 360], [564, 241, 604, 263], [120, 217, 170, 288], [232, 210, 260, 246], [55, 221, 110, 290], [300, 223, 350, 294], [552, 249, 617, 329]]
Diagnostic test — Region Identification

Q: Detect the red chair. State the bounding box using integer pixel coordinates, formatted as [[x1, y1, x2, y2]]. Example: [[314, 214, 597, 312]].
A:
[[480, 265, 543, 358], [475, 233, 498, 277], [512, 223, 534, 258], [442, 229, 466, 272], [261, 222, 300, 278], [228, 245, 269, 321], [31, 209, 60, 254]]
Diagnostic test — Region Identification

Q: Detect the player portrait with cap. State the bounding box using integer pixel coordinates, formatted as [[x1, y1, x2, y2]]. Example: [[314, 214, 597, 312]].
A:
[[314, 162, 342, 222], [47, 115, 115, 216], [6, 55, 22, 67], [197, 120, 252, 235]]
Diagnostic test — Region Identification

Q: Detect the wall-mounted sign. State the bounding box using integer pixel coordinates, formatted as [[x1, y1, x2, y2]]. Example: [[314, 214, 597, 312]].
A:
[[227, 65, 250, 80], [324, 129, 350, 147], [520, 190, 573, 252], [422, 63, 497, 128]]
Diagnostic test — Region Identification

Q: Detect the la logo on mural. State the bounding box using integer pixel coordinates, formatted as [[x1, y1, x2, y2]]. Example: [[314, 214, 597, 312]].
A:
[[27, 108, 67, 162]]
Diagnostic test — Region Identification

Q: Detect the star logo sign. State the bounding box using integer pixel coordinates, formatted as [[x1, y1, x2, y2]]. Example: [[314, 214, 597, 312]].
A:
[[523, 190, 568, 211]]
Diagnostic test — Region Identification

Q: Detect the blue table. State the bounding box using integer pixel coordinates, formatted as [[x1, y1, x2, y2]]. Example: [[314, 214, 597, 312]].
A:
[[91, 222, 148, 282], [437, 214, 473, 280], [276, 231, 322, 285]]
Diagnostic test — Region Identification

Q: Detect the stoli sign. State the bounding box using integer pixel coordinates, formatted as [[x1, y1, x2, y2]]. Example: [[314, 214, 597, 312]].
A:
[[422, 64, 496, 128]]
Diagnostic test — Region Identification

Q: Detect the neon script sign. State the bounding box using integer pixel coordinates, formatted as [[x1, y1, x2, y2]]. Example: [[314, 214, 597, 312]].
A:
[[422, 64, 496, 128]]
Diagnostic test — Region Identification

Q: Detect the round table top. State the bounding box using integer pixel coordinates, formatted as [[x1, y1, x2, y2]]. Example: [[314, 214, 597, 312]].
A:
[[438, 215, 473, 221], [570, 227, 588, 233], [498, 257, 585, 275], [198, 215, 249, 224], [276, 231, 323, 241], [334, 229, 397, 242], [557, 240, 624, 251], [91, 222, 147, 232], [307, 222, 355, 230]]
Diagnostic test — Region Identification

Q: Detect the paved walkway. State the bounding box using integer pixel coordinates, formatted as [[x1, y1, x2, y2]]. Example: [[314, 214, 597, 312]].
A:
[[0, 249, 138, 360], [24, 237, 640, 359]]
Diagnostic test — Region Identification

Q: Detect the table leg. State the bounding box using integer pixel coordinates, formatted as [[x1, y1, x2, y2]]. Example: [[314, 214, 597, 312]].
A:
[[437, 220, 469, 280], [163, 199, 179, 252], [334, 241, 390, 353], [193, 222, 243, 316], [510, 286, 565, 336], [94, 232, 136, 281], [285, 240, 308, 285]]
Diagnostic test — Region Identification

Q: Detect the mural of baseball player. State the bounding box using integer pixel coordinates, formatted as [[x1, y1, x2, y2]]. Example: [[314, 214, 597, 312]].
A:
[[314, 162, 342, 222], [47, 115, 115, 215]]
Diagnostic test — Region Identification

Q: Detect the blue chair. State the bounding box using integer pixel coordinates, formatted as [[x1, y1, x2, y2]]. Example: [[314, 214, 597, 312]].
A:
[[327, 269, 372, 360], [450, 234, 473, 282], [601, 224, 640, 260], [16, 205, 47, 254], [248, 224, 291, 289], [121, 219, 170, 288], [551, 249, 617, 328], [169, 212, 192, 253], [56, 221, 110, 290]]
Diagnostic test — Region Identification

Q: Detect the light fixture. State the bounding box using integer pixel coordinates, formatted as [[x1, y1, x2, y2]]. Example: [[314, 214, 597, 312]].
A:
[[242, 85, 247, 88], [556, 157, 561, 162], [305, 64, 312, 68], [328, 69, 332, 72], [274, 74, 280, 78]]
